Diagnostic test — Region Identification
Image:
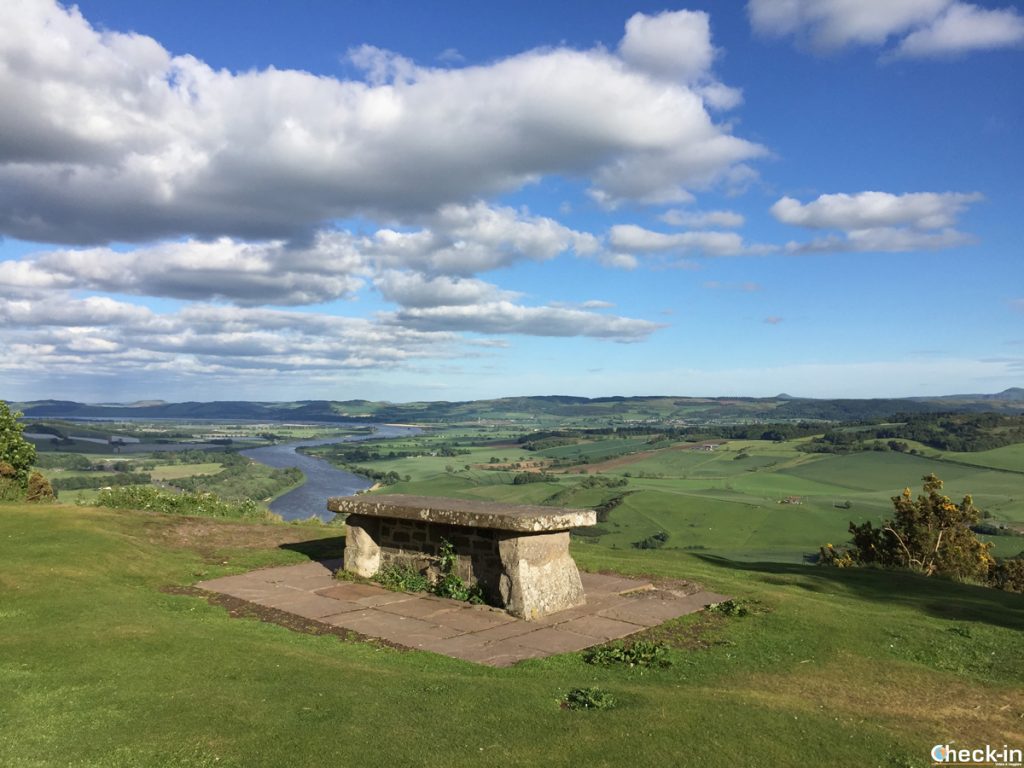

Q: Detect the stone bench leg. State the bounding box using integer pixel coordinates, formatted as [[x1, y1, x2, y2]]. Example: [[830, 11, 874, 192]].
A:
[[343, 514, 381, 577], [497, 531, 585, 620]]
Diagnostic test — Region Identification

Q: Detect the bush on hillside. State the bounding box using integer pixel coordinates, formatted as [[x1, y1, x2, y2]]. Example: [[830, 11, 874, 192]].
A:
[[818, 473, 1024, 592], [25, 472, 56, 503], [0, 401, 36, 485], [988, 559, 1024, 593]]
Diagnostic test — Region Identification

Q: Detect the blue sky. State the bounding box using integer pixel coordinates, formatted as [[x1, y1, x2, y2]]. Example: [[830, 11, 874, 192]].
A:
[[0, 0, 1022, 402]]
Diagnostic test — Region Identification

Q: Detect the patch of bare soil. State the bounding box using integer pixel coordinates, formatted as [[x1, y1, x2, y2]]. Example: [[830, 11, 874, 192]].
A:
[[161, 585, 404, 650]]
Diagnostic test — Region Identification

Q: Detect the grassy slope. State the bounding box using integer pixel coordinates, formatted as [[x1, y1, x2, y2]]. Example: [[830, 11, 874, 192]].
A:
[[2, 503, 1022, 767]]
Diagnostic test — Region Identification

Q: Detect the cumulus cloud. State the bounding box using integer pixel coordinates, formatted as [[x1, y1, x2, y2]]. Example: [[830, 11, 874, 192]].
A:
[[608, 224, 771, 258], [0, 202, 605, 305], [772, 190, 983, 253], [0, 0, 761, 244], [771, 191, 981, 230], [0, 294, 460, 376], [619, 10, 716, 81], [374, 271, 519, 308], [748, 0, 1024, 56], [370, 202, 600, 275], [391, 302, 662, 341], [896, 3, 1024, 56], [0, 234, 367, 306]]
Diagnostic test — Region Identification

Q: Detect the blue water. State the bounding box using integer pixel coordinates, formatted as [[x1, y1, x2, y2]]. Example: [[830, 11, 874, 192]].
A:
[[242, 425, 417, 522]]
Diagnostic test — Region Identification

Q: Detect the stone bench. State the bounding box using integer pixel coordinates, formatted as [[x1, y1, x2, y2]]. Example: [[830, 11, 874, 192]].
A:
[[326, 493, 597, 620]]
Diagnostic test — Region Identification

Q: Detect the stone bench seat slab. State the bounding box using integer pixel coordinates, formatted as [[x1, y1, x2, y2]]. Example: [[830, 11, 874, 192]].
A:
[[327, 493, 596, 532]]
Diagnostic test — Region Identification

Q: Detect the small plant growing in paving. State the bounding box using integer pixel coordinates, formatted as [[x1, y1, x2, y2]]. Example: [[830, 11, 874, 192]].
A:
[[372, 539, 486, 604], [561, 687, 617, 711], [583, 640, 671, 669], [374, 564, 431, 593], [431, 539, 485, 604]]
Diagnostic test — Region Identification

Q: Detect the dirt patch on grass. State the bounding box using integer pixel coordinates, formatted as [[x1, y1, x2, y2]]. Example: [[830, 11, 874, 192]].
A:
[[161, 584, 404, 651], [144, 516, 340, 561]]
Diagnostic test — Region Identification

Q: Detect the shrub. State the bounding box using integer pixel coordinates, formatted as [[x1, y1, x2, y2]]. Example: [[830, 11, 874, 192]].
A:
[[631, 531, 669, 550], [561, 687, 616, 711], [819, 474, 994, 581], [25, 472, 55, 502], [0, 401, 36, 485], [988, 559, 1024, 593]]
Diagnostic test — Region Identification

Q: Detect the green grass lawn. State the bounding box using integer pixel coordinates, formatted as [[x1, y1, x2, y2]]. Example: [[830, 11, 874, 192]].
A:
[[1, 503, 1021, 767]]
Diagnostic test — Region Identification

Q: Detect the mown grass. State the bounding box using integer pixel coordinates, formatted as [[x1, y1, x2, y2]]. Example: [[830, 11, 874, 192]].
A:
[[1, 503, 1022, 767]]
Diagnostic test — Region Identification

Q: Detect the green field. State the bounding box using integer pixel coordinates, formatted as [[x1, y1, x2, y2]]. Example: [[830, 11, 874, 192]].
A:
[[315, 431, 1024, 563], [1, 502, 1021, 767]]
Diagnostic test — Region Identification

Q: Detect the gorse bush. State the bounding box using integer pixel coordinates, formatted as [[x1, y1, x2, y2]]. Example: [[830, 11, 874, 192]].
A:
[[988, 559, 1024, 594], [25, 472, 55, 503], [820, 474, 994, 581]]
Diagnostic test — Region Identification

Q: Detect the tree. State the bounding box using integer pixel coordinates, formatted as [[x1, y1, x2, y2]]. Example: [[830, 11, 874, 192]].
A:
[[820, 473, 994, 581], [0, 401, 36, 485]]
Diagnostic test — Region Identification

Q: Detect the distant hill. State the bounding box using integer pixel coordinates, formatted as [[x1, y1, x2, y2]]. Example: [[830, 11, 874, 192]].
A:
[[914, 387, 1024, 403], [9, 390, 1024, 425]]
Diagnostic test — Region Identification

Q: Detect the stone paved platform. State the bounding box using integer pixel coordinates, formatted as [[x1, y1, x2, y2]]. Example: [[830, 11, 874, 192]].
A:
[[197, 560, 729, 667]]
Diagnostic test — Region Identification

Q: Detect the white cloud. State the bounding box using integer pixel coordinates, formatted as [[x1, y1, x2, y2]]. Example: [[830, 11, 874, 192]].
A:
[[374, 271, 519, 308], [771, 191, 981, 230], [391, 301, 662, 341], [436, 48, 466, 64], [0, 295, 460, 375], [608, 224, 766, 257], [896, 3, 1024, 56], [659, 208, 745, 228], [772, 190, 982, 253], [0, 234, 367, 306], [0, 0, 761, 244], [0, 202, 606, 305], [619, 10, 716, 81], [748, 0, 1024, 56], [370, 202, 599, 275]]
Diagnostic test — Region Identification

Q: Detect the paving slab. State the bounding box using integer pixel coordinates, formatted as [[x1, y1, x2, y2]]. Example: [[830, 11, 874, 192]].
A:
[[196, 563, 726, 667], [556, 614, 646, 641]]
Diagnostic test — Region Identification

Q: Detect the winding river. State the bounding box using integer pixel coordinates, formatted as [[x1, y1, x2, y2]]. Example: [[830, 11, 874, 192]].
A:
[[242, 425, 418, 522]]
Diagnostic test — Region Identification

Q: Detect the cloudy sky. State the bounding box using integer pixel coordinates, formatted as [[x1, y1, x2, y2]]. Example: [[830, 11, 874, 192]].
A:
[[0, 0, 1022, 402]]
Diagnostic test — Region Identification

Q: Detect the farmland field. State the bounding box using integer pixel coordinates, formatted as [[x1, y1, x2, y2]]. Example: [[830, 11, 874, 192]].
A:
[[309, 429, 1024, 563]]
